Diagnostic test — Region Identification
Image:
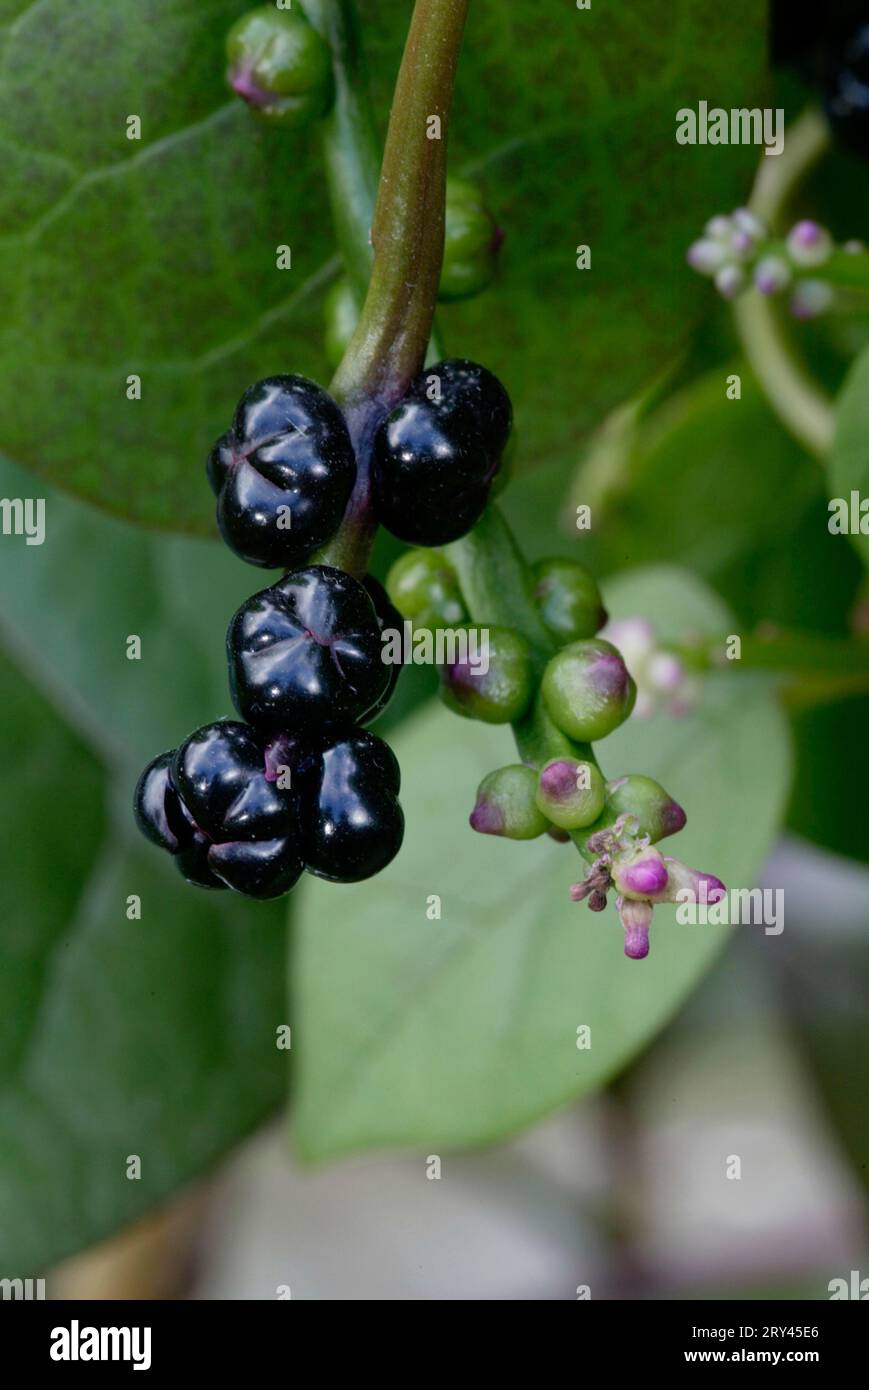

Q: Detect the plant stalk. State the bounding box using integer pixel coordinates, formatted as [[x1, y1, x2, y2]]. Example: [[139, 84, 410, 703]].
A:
[[313, 0, 467, 576], [735, 106, 835, 459]]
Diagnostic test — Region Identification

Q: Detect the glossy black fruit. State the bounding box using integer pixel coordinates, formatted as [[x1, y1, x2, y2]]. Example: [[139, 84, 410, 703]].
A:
[[372, 358, 512, 545], [134, 723, 306, 898], [227, 564, 391, 732], [134, 748, 227, 890], [300, 727, 404, 882], [359, 574, 404, 725], [207, 375, 356, 568]]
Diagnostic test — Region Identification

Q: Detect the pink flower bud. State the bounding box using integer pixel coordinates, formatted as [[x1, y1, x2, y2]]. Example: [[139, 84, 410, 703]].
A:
[[619, 898, 652, 959], [647, 857, 726, 905], [612, 846, 669, 899]]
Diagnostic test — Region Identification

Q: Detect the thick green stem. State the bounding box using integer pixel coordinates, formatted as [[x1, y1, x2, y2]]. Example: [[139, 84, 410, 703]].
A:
[[734, 106, 835, 459], [331, 0, 468, 410], [444, 505, 553, 667], [447, 505, 600, 865], [312, 0, 464, 577]]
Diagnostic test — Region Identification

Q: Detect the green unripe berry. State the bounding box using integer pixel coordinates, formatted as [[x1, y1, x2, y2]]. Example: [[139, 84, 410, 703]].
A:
[[535, 757, 606, 830], [532, 557, 607, 644], [440, 625, 533, 724], [541, 638, 636, 742], [470, 765, 549, 840], [438, 177, 502, 302], [226, 6, 333, 127], [323, 277, 360, 370], [584, 774, 687, 846], [386, 549, 466, 629]]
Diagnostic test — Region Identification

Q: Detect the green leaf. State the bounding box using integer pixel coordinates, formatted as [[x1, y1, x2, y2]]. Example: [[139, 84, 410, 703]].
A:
[[786, 694, 869, 864], [0, 455, 261, 766], [0, 647, 105, 1076], [0, 825, 288, 1273], [564, 365, 863, 631], [0, 0, 766, 531], [0, 462, 289, 1271], [830, 344, 869, 568], [291, 566, 791, 1160]]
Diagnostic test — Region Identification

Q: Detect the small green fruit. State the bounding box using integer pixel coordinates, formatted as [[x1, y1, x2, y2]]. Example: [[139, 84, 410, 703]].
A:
[[532, 557, 607, 644], [386, 549, 466, 629], [323, 277, 360, 370], [470, 765, 549, 840], [440, 625, 533, 724], [535, 757, 606, 830], [584, 774, 687, 846], [541, 638, 636, 742], [438, 177, 502, 302], [226, 6, 333, 127]]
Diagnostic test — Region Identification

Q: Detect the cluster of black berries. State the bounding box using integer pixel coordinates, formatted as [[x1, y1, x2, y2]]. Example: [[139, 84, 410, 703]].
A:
[[134, 359, 512, 899], [772, 4, 869, 157]]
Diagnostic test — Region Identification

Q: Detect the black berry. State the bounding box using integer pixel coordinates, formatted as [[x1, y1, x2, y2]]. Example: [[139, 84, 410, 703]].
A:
[[300, 727, 404, 882], [134, 723, 306, 898], [359, 574, 404, 725], [134, 749, 226, 891], [207, 375, 356, 568], [372, 358, 512, 545], [227, 564, 391, 732]]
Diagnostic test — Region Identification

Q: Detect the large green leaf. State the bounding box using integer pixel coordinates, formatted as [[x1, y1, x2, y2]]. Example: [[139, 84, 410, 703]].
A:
[[291, 567, 791, 1160], [0, 0, 766, 532], [830, 344, 869, 569], [0, 827, 288, 1274], [0, 462, 290, 1272], [0, 455, 262, 765]]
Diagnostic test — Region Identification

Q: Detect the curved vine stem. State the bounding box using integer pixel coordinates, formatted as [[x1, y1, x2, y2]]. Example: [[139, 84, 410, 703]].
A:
[[734, 106, 835, 459], [330, 0, 468, 411], [311, 0, 464, 577]]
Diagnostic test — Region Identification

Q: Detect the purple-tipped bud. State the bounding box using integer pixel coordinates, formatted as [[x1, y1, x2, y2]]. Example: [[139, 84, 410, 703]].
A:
[[687, 238, 728, 276], [230, 65, 272, 108], [753, 254, 791, 295], [469, 799, 504, 835], [584, 774, 687, 848], [612, 846, 669, 899], [536, 756, 606, 830], [731, 229, 754, 258], [225, 7, 333, 128], [470, 764, 548, 841], [619, 898, 652, 960], [541, 639, 637, 744], [790, 278, 834, 320], [715, 264, 746, 300], [648, 857, 726, 905], [704, 214, 733, 241], [732, 208, 766, 240], [786, 220, 833, 268]]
